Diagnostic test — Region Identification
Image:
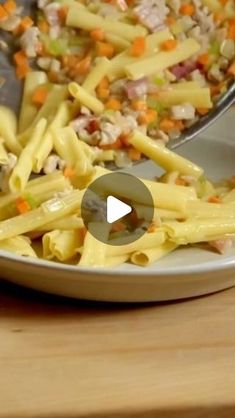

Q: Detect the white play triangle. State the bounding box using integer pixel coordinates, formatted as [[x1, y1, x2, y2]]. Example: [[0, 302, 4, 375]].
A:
[[107, 196, 132, 224]]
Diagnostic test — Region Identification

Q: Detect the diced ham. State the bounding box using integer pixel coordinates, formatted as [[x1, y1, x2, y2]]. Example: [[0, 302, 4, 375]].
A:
[[20, 27, 40, 58], [44, 2, 61, 26], [209, 239, 233, 255], [124, 77, 148, 100], [43, 154, 65, 174], [133, 0, 168, 32], [99, 122, 122, 146], [171, 60, 198, 80]]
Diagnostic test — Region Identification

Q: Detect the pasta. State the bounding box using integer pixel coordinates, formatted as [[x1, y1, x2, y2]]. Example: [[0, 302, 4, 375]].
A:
[[0, 0, 234, 270], [18, 71, 48, 134], [9, 118, 47, 192], [125, 39, 201, 80]]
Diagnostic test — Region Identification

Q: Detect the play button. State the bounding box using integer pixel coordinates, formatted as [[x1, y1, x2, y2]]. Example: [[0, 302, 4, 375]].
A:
[[81, 172, 154, 246], [107, 196, 132, 224]]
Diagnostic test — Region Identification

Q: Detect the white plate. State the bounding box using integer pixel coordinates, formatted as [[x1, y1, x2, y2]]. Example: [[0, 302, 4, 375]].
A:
[[1, 111, 235, 302]]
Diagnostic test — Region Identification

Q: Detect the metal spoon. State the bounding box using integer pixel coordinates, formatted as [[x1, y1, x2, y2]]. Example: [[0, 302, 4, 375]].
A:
[[168, 82, 235, 150]]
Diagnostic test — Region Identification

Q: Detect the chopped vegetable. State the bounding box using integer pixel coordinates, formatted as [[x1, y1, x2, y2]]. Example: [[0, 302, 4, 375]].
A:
[[130, 37, 146, 57], [161, 39, 178, 51], [32, 86, 49, 107]]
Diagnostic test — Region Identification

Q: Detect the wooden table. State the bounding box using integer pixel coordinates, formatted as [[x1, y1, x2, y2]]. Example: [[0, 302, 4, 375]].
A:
[[0, 280, 235, 418]]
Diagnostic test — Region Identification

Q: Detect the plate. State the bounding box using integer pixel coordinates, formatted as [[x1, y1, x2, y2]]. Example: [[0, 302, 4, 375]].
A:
[[1, 110, 235, 302]]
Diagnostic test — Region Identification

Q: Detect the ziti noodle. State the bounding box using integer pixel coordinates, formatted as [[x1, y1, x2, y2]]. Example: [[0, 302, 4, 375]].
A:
[[0, 0, 234, 165]]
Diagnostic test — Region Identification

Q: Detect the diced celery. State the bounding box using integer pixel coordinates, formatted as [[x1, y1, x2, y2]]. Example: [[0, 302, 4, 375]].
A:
[[209, 41, 220, 55], [154, 76, 165, 86], [43, 36, 68, 56], [147, 98, 165, 114]]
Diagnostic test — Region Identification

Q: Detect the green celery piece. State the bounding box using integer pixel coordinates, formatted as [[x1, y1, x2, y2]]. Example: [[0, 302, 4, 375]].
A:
[[43, 37, 69, 57], [147, 98, 165, 114], [209, 41, 220, 55], [154, 76, 165, 87]]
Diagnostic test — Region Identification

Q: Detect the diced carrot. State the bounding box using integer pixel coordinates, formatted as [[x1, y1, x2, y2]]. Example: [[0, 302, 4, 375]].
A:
[[13, 50, 27, 66], [15, 198, 31, 214], [197, 107, 210, 115], [130, 37, 146, 57], [99, 76, 109, 89], [174, 120, 185, 131], [38, 19, 49, 33], [159, 117, 176, 132], [32, 86, 48, 107], [16, 62, 30, 79], [58, 6, 68, 23], [119, 134, 130, 147], [96, 77, 110, 99], [219, 0, 229, 5], [111, 221, 127, 233], [197, 53, 210, 66], [64, 167, 76, 178], [131, 100, 147, 111], [161, 39, 178, 51], [208, 196, 222, 204], [210, 82, 223, 96], [227, 22, 235, 40], [128, 147, 142, 161], [99, 137, 122, 150], [105, 98, 122, 111], [90, 28, 105, 41], [96, 41, 115, 58], [0, 5, 8, 20], [213, 11, 224, 24], [75, 55, 92, 75], [47, 70, 59, 83], [179, 3, 195, 16], [19, 16, 34, 32], [97, 87, 110, 100], [3, 0, 16, 13], [228, 61, 235, 75], [165, 16, 176, 26], [138, 108, 158, 125]]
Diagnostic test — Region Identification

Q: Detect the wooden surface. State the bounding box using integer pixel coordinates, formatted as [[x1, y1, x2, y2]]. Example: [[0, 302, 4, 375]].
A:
[[0, 280, 235, 418]]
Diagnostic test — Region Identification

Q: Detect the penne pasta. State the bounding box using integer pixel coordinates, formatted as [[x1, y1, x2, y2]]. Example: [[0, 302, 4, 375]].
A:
[[18, 71, 48, 133], [131, 241, 178, 266], [0, 171, 70, 221], [82, 57, 111, 93], [125, 39, 201, 80], [164, 218, 235, 244], [66, 5, 147, 41], [0, 137, 9, 165], [186, 201, 235, 218], [69, 82, 104, 114], [43, 229, 83, 261], [0, 189, 85, 241], [79, 223, 110, 267], [108, 28, 173, 80], [18, 85, 68, 146], [107, 230, 166, 257], [33, 101, 72, 173], [129, 131, 204, 179], [53, 126, 94, 177], [157, 88, 213, 108], [0, 106, 21, 156], [0, 236, 37, 258], [9, 118, 47, 192], [38, 214, 84, 232]]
